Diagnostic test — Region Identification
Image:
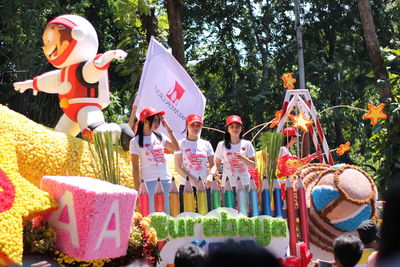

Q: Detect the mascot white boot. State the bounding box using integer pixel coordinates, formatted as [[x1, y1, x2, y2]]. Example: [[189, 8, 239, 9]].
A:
[[13, 14, 133, 150]]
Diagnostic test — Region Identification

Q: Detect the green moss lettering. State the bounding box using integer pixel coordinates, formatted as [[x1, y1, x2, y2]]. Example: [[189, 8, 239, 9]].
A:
[[186, 218, 195, 236], [271, 218, 288, 237], [254, 217, 272, 246], [150, 214, 168, 240], [220, 211, 238, 236], [238, 217, 254, 237], [203, 217, 220, 237]]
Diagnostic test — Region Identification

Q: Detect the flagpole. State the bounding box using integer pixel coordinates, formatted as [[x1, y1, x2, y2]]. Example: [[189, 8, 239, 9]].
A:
[[294, 0, 311, 156], [294, 0, 305, 89], [128, 94, 139, 128]]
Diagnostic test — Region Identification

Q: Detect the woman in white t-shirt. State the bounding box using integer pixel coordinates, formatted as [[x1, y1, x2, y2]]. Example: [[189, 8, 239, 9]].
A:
[[130, 107, 179, 214], [174, 113, 214, 212], [214, 115, 256, 193], [278, 127, 300, 158]]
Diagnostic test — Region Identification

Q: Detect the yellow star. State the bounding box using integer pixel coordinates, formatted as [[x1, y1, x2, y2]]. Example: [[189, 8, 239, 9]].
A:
[[0, 133, 57, 265], [282, 73, 297, 90], [289, 112, 313, 132], [336, 142, 351, 156], [363, 103, 387, 126], [269, 110, 283, 128]]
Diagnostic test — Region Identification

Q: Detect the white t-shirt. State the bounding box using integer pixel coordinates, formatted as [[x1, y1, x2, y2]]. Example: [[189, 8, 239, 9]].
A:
[[279, 146, 292, 157], [215, 139, 256, 187], [129, 132, 171, 181], [175, 138, 214, 184]]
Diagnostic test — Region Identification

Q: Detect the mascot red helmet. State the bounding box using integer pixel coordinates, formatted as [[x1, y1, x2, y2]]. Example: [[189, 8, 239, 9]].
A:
[[43, 15, 98, 68]]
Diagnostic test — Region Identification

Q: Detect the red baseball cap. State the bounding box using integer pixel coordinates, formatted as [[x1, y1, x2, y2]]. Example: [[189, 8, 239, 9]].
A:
[[186, 113, 203, 126], [139, 107, 165, 122], [284, 127, 300, 137], [226, 115, 243, 126]]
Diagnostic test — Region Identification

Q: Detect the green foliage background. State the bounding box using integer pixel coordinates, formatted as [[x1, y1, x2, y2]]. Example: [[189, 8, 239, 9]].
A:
[[1, 0, 399, 191]]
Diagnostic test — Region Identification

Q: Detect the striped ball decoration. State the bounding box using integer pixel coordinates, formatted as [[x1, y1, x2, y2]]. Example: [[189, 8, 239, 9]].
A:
[[311, 165, 376, 232], [291, 163, 378, 253]]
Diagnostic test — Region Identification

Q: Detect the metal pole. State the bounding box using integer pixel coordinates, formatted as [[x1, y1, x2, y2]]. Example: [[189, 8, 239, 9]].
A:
[[294, 0, 305, 89]]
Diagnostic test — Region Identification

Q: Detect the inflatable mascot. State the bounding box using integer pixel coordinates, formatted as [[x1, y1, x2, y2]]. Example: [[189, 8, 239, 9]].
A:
[[13, 14, 133, 150]]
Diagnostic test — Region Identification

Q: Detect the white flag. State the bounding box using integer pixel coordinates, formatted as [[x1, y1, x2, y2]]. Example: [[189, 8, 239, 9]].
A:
[[134, 36, 206, 139]]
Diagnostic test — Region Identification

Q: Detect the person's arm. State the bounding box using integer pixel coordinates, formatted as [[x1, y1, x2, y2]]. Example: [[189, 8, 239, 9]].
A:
[[204, 155, 216, 188], [174, 153, 198, 185], [128, 104, 137, 128], [301, 150, 322, 163], [210, 142, 223, 184], [234, 142, 256, 168], [161, 117, 179, 151], [207, 156, 222, 189], [131, 154, 140, 190], [235, 153, 256, 168]]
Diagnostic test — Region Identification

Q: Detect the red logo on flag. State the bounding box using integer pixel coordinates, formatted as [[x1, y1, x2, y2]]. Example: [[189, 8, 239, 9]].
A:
[[166, 81, 185, 104]]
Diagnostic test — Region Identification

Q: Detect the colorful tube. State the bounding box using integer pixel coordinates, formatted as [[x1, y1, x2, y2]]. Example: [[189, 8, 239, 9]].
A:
[[183, 177, 195, 212], [286, 178, 297, 256], [138, 179, 150, 216], [273, 179, 283, 218], [169, 177, 180, 216], [211, 178, 221, 210], [154, 178, 165, 212], [249, 177, 260, 217], [237, 177, 248, 216], [197, 191, 208, 215], [298, 177, 309, 248], [154, 193, 165, 212], [261, 179, 272, 216], [224, 178, 235, 208], [196, 178, 208, 215]]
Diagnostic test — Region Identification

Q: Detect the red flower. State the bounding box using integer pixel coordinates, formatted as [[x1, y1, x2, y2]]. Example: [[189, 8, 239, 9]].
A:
[[81, 128, 93, 141]]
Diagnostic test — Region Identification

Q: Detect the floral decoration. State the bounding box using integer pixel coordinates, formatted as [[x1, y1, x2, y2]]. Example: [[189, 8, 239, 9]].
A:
[[0, 132, 57, 265]]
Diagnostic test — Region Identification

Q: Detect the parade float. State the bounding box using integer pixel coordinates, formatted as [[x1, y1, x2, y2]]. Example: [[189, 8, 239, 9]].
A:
[[1, 13, 388, 267], [0, 95, 382, 266]]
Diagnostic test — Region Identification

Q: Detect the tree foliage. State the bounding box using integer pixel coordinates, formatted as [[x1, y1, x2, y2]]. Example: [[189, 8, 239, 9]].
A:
[[1, 0, 399, 190]]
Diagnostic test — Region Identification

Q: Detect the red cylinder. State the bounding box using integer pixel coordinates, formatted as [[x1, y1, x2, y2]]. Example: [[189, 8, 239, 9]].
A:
[[298, 186, 309, 248], [286, 182, 298, 256], [154, 193, 165, 212], [139, 194, 150, 217]]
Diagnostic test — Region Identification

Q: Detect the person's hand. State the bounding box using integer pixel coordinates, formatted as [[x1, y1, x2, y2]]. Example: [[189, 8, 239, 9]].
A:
[[161, 116, 172, 132], [112, 49, 128, 60], [204, 175, 213, 188], [14, 80, 37, 95], [234, 152, 246, 161], [94, 49, 127, 67]]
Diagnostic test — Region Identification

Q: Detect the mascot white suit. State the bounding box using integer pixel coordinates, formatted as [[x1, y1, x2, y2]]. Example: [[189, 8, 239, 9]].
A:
[[13, 14, 133, 150]]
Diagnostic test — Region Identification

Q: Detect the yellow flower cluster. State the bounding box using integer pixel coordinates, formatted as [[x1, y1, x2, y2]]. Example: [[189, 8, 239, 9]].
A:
[[54, 250, 110, 267], [134, 212, 143, 221], [0, 104, 179, 265], [148, 227, 158, 245], [0, 132, 58, 265], [0, 105, 178, 189], [140, 217, 151, 229], [129, 225, 144, 248]]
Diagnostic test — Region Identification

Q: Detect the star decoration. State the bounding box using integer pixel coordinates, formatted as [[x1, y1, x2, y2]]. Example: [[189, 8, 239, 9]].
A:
[[269, 110, 283, 128], [0, 133, 57, 265], [289, 112, 313, 132], [336, 142, 351, 156], [282, 73, 297, 90], [363, 103, 387, 126]]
